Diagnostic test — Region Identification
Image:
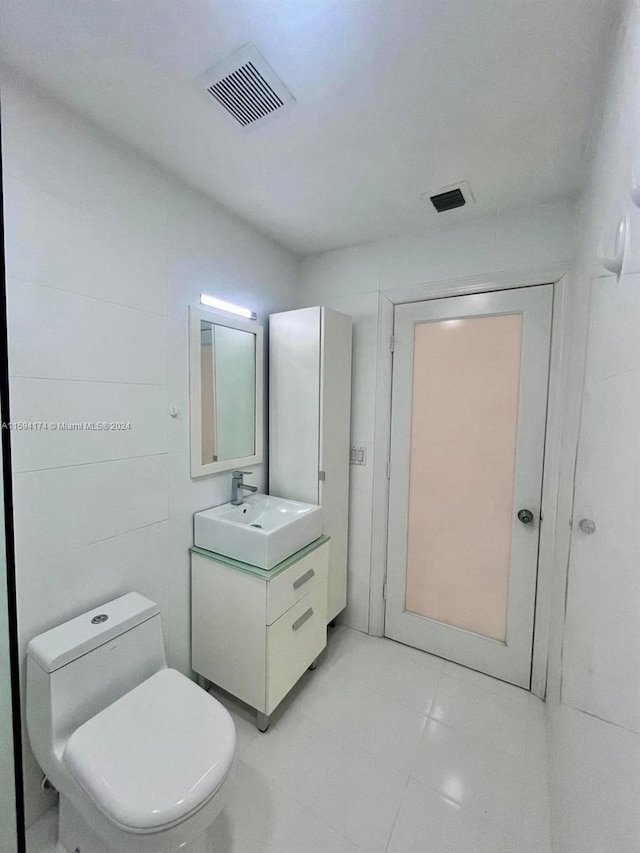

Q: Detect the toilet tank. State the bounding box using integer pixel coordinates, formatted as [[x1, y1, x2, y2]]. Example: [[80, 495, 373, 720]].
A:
[[27, 593, 167, 775]]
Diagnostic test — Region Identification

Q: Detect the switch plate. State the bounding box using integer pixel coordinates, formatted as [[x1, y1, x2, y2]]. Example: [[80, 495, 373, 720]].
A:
[[350, 445, 367, 466]]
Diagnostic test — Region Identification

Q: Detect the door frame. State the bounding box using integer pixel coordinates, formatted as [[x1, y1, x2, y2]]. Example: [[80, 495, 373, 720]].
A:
[[368, 262, 572, 698]]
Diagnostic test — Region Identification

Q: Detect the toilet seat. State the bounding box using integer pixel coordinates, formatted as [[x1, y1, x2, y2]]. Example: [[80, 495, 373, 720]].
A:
[[63, 668, 236, 833]]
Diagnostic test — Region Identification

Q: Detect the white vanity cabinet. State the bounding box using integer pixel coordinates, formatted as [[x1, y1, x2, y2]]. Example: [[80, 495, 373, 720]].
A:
[[269, 307, 352, 623], [191, 537, 329, 730]]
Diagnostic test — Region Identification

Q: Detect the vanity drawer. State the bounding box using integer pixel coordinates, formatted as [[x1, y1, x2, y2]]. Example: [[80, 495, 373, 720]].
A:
[[266, 581, 327, 714], [266, 542, 329, 626]]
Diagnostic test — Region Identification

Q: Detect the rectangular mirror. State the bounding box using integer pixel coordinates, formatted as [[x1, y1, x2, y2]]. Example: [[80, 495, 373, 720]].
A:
[[189, 306, 263, 477]]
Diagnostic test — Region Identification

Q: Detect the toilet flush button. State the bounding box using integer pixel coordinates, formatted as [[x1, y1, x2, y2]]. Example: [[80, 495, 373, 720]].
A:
[[91, 614, 109, 624]]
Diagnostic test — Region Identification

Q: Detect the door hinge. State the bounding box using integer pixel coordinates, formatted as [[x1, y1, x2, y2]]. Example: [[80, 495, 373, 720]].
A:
[[389, 334, 395, 353], [386, 460, 391, 479], [318, 470, 326, 481], [382, 581, 387, 601]]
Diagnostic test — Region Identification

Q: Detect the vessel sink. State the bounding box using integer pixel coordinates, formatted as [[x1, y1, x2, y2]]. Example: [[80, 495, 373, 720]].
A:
[[194, 494, 323, 569]]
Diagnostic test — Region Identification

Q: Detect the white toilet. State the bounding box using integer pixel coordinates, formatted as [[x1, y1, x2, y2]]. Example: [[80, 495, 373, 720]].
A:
[[26, 592, 236, 853]]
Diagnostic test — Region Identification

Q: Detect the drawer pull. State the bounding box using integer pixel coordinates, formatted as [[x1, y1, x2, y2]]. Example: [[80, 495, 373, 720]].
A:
[[293, 568, 315, 590], [292, 608, 314, 631]]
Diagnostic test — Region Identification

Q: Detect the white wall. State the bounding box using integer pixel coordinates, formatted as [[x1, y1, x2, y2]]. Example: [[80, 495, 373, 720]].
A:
[[0, 69, 298, 825], [297, 199, 578, 632], [545, 1, 640, 850]]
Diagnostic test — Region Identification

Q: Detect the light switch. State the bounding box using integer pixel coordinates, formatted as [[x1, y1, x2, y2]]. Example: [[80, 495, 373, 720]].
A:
[[350, 445, 367, 466]]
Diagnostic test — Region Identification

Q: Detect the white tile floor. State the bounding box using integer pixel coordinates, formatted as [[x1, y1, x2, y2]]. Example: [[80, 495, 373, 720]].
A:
[[28, 626, 553, 853]]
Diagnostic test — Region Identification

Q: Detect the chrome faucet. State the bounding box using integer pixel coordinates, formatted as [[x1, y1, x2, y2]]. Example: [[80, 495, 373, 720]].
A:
[[231, 470, 258, 506]]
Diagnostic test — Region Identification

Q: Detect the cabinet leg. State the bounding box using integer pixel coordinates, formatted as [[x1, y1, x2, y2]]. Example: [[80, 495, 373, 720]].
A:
[[257, 712, 270, 733], [309, 659, 318, 670]]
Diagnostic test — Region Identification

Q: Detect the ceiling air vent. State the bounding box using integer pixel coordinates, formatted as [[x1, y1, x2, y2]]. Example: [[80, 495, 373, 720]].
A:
[[430, 188, 465, 212], [423, 181, 476, 213], [198, 44, 295, 130]]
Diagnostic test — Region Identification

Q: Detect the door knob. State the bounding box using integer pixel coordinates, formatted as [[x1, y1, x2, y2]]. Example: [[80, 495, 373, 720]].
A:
[[517, 509, 534, 524], [578, 518, 596, 535]]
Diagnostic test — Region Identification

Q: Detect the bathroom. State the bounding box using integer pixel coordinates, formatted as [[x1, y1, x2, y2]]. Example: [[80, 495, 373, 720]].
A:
[[0, 0, 638, 851]]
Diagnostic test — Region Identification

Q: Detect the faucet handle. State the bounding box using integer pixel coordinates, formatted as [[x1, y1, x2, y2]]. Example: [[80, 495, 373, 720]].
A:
[[232, 470, 253, 477]]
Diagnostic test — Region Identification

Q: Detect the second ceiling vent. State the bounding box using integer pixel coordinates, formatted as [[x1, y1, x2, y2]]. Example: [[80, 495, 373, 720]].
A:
[[198, 44, 296, 130], [423, 181, 476, 213]]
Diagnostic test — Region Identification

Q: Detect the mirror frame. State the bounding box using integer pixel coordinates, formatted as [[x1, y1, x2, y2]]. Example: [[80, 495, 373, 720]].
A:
[[189, 305, 264, 477]]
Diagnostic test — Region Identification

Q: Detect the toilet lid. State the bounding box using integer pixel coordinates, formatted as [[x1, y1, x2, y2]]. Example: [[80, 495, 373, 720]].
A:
[[63, 668, 236, 832]]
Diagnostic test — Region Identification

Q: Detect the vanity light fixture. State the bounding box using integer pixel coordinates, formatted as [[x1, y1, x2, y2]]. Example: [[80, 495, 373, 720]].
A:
[[200, 294, 257, 320]]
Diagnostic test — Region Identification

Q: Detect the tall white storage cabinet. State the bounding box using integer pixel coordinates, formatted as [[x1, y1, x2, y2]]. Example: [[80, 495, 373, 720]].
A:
[[269, 307, 352, 623]]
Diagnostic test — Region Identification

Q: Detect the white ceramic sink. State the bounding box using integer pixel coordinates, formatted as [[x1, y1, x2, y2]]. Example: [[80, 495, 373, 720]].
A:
[[194, 494, 323, 569]]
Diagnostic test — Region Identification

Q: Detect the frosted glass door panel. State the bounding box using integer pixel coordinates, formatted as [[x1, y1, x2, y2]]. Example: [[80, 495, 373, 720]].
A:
[[405, 315, 522, 641]]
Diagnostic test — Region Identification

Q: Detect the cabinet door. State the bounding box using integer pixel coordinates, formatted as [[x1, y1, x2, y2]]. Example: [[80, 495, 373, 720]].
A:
[[269, 307, 321, 504], [191, 555, 267, 711], [320, 308, 353, 621]]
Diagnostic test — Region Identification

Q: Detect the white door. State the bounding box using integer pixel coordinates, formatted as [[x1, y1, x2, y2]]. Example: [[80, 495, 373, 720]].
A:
[[385, 285, 553, 688]]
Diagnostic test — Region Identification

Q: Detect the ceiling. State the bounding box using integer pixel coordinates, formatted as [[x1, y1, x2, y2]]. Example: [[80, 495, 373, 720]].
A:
[[0, 0, 621, 255]]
